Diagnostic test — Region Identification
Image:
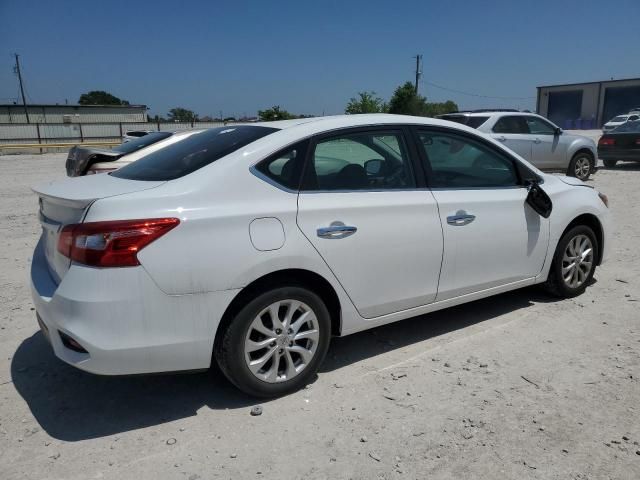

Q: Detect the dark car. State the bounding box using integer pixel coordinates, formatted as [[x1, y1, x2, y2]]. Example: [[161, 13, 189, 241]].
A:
[[65, 131, 173, 177], [598, 120, 640, 168]]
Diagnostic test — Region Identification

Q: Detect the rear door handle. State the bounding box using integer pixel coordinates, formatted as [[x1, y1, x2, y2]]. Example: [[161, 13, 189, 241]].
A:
[[496, 136, 507, 142], [317, 223, 357, 239], [533, 138, 542, 144], [447, 214, 476, 226]]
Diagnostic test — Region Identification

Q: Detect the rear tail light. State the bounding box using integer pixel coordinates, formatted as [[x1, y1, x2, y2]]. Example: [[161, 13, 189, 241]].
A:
[[598, 137, 615, 146], [57, 218, 180, 267], [635, 139, 640, 145]]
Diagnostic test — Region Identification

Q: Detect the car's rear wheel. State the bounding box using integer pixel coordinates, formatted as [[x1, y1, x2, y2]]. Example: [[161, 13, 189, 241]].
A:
[[603, 159, 617, 168], [544, 225, 598, 298], [568, 152, 593, 181], [215, 286, 331, 397]]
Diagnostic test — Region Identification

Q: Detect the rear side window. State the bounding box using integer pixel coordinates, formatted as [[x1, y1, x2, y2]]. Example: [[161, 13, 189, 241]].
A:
[[112, 126, 278, 181], [466, 116, 490, 128], [439, 115, 489, 128], [492, 116, 529, 134], [254, 140, 309, 190], [301, 130, 416, 191]]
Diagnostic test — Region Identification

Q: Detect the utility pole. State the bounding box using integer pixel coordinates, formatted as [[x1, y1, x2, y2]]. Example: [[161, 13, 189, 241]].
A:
[[14, 54, 30, 123], [414, 54, 423, 94]]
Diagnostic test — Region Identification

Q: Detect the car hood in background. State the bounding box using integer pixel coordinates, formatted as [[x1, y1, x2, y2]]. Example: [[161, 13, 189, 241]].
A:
[[65, 146, 123, 177]]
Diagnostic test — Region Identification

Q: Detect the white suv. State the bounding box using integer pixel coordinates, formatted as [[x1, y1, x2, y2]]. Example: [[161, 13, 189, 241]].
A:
[[438, 111, 597, 180]]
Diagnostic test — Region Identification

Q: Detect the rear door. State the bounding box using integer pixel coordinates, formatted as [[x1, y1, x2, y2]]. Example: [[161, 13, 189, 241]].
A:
[[296, 127, 444, 319], [490, 115, 533, 161], [415, 127, 549, 300], [524, 115, 568, 169]]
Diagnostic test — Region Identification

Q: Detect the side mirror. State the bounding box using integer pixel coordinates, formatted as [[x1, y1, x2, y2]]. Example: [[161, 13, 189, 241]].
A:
[[526, 181, 552, 218], [364, 159, 383, 175], [555, 127, 562, 136]]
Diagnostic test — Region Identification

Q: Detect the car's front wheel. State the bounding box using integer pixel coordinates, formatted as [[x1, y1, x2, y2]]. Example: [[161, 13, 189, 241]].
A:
[[544, 225, 598, 298], [568, 152, 594, 181], [215, 286, 331, 397], [603, 159, 617, 168]]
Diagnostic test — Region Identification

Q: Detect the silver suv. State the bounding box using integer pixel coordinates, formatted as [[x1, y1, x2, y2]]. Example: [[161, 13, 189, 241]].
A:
[[438, 111, 597, 180]]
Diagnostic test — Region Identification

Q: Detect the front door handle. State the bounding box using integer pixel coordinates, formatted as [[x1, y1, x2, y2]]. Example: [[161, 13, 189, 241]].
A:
[[447, 213, 476, 226], [317, 222, 357, 239], [533, 138, 542, 144]]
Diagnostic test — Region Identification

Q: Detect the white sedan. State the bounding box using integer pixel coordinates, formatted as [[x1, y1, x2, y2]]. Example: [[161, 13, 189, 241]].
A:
[[31, 114, 611, 397]]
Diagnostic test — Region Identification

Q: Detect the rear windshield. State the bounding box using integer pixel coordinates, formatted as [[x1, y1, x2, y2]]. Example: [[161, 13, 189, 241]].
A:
[[111, 126, 279, 181], [113, 131, 172, 154], [439, 115, 489, 129]]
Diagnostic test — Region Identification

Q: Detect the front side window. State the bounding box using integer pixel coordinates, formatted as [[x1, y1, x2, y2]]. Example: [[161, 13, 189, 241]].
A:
[[525, 116, 556, 135], [112, 126, 279, 181], [492, 116, 529, 134], [301, 131, 416, 191], [418, 130, 520, 188]]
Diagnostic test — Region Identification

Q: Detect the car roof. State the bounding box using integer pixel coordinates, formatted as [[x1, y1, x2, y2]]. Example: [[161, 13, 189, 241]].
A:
[[441, 111, 537, 118], [249, 113, 479, 134]]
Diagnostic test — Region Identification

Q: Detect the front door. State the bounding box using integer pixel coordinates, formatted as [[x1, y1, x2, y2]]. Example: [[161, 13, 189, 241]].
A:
[[415, 127, 549, 301], [524, 115, 568, 169], [296, 128, 444, 319]]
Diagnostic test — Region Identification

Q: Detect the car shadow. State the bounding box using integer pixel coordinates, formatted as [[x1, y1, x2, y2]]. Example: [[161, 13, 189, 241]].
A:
[[11, 286, 555, 442], [600, 162, 640, 172]]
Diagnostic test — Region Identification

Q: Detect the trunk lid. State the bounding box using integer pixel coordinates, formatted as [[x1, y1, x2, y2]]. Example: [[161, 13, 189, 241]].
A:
[[33, 174, 165, 283]]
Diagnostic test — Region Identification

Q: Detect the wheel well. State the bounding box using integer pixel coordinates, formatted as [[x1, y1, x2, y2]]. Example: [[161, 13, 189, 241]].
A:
[[214, 269, 342, 351], [573, 148, 595, 162], [563, 213, 604, 265]]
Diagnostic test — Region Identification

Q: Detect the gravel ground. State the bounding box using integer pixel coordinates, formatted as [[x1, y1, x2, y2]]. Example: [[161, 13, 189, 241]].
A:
[[0, 153, 638, 480]]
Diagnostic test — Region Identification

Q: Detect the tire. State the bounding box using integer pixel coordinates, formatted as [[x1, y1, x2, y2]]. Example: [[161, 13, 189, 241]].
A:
[[543, 225, 598, 298], [214, 286, 331, 397], [567, 152, 594, 181], [603, 159, 617, 168]]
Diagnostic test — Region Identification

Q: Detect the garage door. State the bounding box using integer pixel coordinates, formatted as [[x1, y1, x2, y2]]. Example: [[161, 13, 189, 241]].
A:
[[547, 90, 583, 127], [602, 86, 640, 126]]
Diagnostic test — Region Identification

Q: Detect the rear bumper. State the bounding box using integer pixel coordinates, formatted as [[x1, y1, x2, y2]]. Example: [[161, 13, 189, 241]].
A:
[[598, 149, 640, 162], [30, 238, 239, 375]]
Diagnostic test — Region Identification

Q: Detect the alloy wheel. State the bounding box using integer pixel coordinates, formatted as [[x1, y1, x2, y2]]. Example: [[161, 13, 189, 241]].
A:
[[574, 156, 591, 180], [244, 300, 319, 383], [561, 234, 594, 288]]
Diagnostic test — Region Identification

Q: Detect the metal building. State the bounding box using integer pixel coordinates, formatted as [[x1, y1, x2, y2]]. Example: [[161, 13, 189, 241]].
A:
[[0, 104, 148, 124], [537, 78, 640, 128]]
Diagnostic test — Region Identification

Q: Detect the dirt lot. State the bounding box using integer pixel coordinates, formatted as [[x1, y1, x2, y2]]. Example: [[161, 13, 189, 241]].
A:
[[0, 153, 638, 480]]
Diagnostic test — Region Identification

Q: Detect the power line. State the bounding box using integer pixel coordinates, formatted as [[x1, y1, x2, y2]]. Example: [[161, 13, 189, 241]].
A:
[[421, 79, 535, 100]]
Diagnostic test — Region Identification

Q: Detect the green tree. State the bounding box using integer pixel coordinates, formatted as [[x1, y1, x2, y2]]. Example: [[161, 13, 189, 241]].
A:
[[168, 107, 198, 122], [258, 106, 294, 121], [388, 82, 458, 117], [78, 90, 129, 105], [424, 100, 459, 117], [388, 82, 429, 116], [345, 91, 387, 114]]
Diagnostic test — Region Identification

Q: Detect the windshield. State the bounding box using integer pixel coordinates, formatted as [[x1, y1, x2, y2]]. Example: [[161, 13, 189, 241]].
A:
[[610, 116, 628, 123], [439, 115, 489, 128], [612, 121, 640, 133], [112, 131, 173, 154], [111, 126, 279, 181]]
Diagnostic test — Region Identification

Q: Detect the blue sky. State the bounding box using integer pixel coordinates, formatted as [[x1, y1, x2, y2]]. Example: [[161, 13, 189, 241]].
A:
[[1, 0, 639, 118]]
